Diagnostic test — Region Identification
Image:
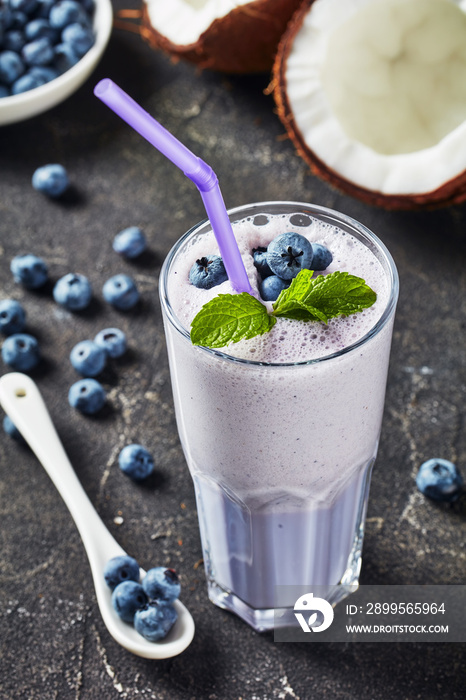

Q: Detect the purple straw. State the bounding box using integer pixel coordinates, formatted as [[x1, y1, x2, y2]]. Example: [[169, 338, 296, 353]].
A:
[[94, 79, 252, 295]]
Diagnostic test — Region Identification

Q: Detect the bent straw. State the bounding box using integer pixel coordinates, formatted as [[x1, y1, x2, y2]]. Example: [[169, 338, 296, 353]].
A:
[[94, 79, 252, 294]]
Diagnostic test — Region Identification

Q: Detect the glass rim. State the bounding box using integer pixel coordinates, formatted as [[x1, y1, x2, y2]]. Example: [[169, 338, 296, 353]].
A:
[[159, 200, 399, 368]]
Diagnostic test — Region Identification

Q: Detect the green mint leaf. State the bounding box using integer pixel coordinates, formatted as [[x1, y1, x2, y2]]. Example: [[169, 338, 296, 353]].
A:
[[191, 293, 276, 348], [273, 269, 377, 323]]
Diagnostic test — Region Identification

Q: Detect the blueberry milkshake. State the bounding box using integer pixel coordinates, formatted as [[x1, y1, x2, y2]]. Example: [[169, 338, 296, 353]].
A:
[[160, 202, 398, 631]]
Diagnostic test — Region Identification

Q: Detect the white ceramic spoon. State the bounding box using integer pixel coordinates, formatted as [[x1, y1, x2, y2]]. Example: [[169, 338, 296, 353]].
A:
[[0, 372, 195, 659]]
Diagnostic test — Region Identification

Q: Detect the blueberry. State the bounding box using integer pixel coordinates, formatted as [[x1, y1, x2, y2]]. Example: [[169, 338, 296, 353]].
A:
[[118, 444, 154, 481], [142, 567, 180, 603], [3, 415, 25, 443], [103, 274, 140, 310], [68, 378, 106, 414], [311, 243, 333, 271], [94, 328, 127, 359], [416, 458, 463, 503], [35, 0, 55, 19], [189, 255, 228, 289], [112, 581, 148, 623], [11, 71, 43, 93], [11, 253, 48, 289], [0, 299, 26, 335], [53, 273, 92, 311], [259, 275, 289, 302], [53, 41, 79, 73], [4, 30, 26, 53], [61, 22, 93, 57], [104, 555, 140, 591], [70, 339, 106, 377], [252, 247, 272, 279], [266, 232, 313, 280], [9, 10, 27, 29], [25, 19, 58, 42], [22, 37, 54, 65], [0, 85, 10, 97], [29, 64, 58, 83], [0, 50, 25, 85], [0, 5, 13, 30], [9, 0, 38, 14], [80, 0, 95, 13], [112, 226, 147, 259], [134, 601, 177, 642], [32, 163, 69, 197], [1, 333, 40, 371], [49, 0, 87, 29]]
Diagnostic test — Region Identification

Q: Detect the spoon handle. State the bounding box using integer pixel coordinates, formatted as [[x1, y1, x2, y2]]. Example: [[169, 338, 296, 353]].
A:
[[0, 372, 195, 658], [0, 373, 126, 570]]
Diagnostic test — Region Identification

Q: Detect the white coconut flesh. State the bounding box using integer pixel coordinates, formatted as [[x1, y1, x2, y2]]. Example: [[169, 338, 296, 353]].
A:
[[285, 0, 466, 196], [144, 0, 254, 46]]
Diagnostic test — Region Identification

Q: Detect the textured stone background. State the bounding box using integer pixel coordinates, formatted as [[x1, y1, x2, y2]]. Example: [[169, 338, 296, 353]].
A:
[[0, 5, 465, 699]]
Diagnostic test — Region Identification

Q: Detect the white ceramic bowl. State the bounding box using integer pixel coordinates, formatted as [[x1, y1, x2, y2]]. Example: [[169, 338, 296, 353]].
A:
[[0, 0, 113, 126]]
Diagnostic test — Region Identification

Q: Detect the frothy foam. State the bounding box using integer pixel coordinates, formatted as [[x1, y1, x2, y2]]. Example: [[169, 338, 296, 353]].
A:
[[168, 213, 390, 363]]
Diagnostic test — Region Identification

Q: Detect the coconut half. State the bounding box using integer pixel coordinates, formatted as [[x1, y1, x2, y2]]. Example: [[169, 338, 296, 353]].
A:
[[141, 0, 303, 73], [273, 0, 466, 208]]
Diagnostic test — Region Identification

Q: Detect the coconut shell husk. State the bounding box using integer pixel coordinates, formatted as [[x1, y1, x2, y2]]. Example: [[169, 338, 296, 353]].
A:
[[139, 0, 304, 74]]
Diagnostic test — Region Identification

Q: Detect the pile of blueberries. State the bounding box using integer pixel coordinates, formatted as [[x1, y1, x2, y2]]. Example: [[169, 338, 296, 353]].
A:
[[188, 227, 333, 302], [0, 0, 96, 97], [1, 250, 141, 414], [104, 555, 180, 642], [0, 163, 147, 414], [1, 165, 159, 483]]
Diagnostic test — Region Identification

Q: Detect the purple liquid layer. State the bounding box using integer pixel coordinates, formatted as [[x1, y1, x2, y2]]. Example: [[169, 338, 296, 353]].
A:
[[195, 461, 372, 611]]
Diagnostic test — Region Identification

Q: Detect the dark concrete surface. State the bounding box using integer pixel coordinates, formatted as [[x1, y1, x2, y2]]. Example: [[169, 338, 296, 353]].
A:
[[1, 6, 465, 699]]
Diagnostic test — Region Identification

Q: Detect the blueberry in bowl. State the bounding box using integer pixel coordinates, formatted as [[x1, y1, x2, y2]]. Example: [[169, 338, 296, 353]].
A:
[[0, 0, 112, 125]]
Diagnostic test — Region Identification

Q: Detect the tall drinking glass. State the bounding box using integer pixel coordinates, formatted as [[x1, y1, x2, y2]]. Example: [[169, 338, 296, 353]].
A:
[[159, 202, 398, 632]]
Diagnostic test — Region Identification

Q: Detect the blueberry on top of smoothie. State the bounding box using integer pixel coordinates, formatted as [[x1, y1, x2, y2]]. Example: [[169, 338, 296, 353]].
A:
[[310, 243, 333, 271], [266, 232, 313, 280], [189, 254, 228, 289], [259, 275, 289, 301], [252, 246, 273, 279]]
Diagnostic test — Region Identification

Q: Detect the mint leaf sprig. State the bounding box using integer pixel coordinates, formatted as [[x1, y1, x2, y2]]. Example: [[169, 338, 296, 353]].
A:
[[190, 270, 377, 349], [190, 292, 276, 348], [272, 269, 376, 323]]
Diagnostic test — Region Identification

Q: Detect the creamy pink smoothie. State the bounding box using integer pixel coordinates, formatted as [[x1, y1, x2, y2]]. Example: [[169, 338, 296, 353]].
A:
[[160, 202, 398, 631]]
